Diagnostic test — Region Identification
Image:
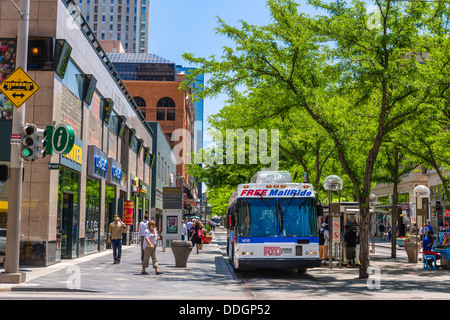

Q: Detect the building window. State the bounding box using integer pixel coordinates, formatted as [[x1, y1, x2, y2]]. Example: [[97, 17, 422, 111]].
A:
[[157, 97, 175, 121], [157, 109, 165, 121], [133, 96, 146, 118], [157, 97, 175, 108], [166, 109, 175, 121]]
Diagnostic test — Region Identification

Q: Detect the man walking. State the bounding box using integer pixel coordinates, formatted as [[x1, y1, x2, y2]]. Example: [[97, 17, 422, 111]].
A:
[[344, 225, 357, 267], [318, 223, 329, 265], [108, 214, 127, 264], [181, 219, 187, 241]]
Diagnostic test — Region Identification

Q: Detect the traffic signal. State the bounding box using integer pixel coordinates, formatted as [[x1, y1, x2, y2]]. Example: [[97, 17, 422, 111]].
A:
[[21, 124, 36, 161], [20, 124, 47, 161], [35, 126, 47, 160]]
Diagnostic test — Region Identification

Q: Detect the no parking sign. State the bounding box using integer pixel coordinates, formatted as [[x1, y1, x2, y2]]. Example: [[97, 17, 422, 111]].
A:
[[332, 217, 341, 242]]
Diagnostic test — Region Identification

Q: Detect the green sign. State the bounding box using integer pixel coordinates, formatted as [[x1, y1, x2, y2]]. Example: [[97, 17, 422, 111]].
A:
[[52, 124, 75, 154]]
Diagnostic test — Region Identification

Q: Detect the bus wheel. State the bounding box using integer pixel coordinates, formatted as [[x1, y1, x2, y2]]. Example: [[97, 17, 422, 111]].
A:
[[297, 268, 307, 274]]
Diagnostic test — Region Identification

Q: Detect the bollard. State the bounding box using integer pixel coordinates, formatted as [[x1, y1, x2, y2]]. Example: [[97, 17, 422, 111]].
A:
[[171, 240, 193, 267]]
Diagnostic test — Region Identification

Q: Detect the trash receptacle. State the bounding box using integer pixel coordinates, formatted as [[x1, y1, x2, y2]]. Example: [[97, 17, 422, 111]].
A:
[[171, 240, 193, 267]]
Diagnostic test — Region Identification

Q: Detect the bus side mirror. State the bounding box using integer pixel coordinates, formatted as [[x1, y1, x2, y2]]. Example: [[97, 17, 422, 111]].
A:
[[228, 215, 236, 228], [317, 204, 324, 216]]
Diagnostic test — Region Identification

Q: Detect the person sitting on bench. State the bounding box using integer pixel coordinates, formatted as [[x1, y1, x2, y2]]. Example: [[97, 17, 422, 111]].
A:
[[423, 231, 441, 267]]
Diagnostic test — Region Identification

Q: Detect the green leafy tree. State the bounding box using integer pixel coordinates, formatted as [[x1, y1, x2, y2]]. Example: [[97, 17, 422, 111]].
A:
[[184, 0, 450, 278], [373, 143, 418, 258]]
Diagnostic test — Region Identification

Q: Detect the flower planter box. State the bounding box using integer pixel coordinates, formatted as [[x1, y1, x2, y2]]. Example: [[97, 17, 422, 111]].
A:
[[396, 238, 405, 247], [203, 235, 212, 244]]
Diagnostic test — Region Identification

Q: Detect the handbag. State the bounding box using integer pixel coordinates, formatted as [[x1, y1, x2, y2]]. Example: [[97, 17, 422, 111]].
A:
[[197, 229, 204, 238]]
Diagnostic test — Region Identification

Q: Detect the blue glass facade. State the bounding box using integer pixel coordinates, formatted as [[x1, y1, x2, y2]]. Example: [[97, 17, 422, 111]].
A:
[[176, 65, 204, 204]]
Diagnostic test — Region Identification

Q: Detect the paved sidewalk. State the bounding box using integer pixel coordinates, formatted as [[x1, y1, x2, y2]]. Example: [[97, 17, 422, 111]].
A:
[[0, 228, 448, 300], [0, 229, 248, 299]]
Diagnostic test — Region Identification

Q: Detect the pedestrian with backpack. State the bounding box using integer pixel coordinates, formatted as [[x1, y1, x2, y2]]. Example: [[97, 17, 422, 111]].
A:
[[319, 223, 329, 265], [190, 220, 204, 254]]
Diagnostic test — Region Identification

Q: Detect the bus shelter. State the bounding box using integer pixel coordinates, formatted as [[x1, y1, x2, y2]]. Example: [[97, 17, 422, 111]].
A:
[[321, 202, 388, 265]]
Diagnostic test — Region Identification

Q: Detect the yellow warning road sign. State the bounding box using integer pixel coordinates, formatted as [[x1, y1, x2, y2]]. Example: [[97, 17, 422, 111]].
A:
[[0, 67, 40, 108]]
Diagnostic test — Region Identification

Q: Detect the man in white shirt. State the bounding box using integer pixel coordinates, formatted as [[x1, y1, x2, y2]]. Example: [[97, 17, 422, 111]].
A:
[[186, 219, 194, 241], [181, 219, 187, 240], [139, 214, 149, 262]]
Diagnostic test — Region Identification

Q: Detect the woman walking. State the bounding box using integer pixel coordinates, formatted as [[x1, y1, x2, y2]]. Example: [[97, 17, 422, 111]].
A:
[[141, 220, 163, 275], [190, 220, 204, 254]]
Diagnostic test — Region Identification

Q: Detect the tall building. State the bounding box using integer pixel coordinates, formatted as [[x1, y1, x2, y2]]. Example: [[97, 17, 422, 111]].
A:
[[78, 0, 149, 53], [176, 65, 204, 205], [176, 65, 204, 157], [0, 0, 155, 265], [108, 52, 199, 211]]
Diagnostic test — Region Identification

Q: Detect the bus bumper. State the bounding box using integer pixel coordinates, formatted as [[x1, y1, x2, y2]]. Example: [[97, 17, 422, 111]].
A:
[[238, 258, 321, 269]]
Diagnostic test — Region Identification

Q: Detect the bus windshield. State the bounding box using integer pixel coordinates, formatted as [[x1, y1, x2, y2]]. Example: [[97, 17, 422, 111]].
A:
[[238, 199, 277, 237], [279, 198, 318, 237]]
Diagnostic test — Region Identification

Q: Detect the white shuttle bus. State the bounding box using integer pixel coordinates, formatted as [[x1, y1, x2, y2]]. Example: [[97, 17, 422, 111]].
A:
[[226, 171, 322, 273]]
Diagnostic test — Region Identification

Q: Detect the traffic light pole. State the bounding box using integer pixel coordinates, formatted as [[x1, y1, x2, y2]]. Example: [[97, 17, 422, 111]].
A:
[[0, 0, 30, 283]]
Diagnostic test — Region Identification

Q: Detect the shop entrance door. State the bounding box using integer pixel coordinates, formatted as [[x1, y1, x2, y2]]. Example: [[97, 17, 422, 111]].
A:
[[60, 192, 77, 259]]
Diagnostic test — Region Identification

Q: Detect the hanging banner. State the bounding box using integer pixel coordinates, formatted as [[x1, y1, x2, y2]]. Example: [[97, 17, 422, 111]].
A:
[[123, 200, 134, 225]]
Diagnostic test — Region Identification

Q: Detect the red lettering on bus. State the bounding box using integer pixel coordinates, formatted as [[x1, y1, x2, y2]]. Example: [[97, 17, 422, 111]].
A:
[[264, 247, 282, 256]]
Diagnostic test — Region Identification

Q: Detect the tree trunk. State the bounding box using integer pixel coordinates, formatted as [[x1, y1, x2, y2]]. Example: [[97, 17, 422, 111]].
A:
[[358, 200, 370, 279], [391, 180, 398, 259]]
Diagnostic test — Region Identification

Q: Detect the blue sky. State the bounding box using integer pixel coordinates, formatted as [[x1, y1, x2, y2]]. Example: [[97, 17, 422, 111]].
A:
[[148, 0, 274, 147], [147, 1, 340, 147]]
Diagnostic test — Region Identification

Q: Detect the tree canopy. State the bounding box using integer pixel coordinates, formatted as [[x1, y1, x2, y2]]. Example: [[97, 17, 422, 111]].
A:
[[183, 0, 450, 279]]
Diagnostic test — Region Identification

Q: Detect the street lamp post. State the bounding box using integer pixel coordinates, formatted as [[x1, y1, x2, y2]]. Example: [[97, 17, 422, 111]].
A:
[[323, 175, 343, 269], [0, 0, 29, 284], [413, 185, 430, 262]]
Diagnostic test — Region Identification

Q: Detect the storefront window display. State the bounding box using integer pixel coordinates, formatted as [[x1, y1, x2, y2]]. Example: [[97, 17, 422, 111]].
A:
[[130, 193, 137, 231], [138, 195, 143, 224], [85, 178, 100, 254], [57, 167, 80, 260]]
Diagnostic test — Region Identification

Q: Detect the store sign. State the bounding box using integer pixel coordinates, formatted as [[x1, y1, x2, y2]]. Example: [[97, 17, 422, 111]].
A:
[[60, 137, 83, 173], [120, 170, 127, 191], [140, 180, 148, 193], [107, 157, 122, 186], [163, 187, 183, 210], [88, 145, 108, 180], [123, 200, 134, 225]]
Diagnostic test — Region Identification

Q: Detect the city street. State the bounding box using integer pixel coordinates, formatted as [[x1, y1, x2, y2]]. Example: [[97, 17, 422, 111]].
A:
[[0, 227, 449, 302]]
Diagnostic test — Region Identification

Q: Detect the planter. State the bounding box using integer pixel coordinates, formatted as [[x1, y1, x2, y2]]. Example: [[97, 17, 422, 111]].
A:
[[396, 238, 405, 247], [203, 235, 212, 244], [404, 241, 421, 263]]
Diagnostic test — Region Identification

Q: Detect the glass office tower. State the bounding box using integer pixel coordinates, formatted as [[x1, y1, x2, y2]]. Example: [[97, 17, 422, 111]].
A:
[[78, 0, 149, 53]]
